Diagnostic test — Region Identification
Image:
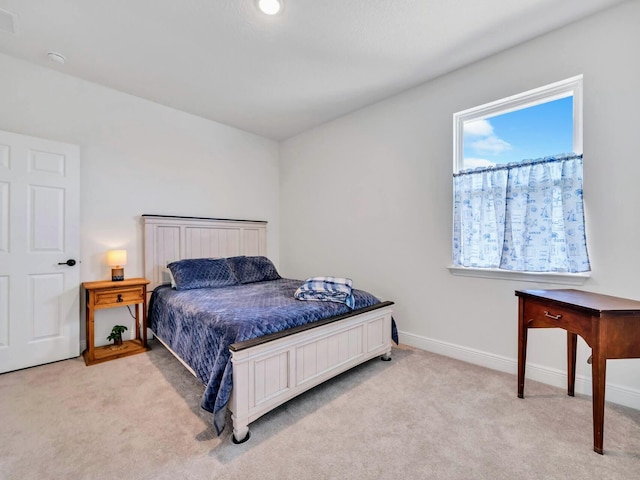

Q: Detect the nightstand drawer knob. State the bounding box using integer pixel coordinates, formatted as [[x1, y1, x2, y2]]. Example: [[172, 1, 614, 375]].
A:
[[117, 294, 123, 303], [544, 311, 562, 320]]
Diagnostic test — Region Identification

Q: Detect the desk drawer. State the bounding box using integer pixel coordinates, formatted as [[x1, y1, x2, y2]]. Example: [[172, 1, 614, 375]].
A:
[[94, 286, 144, 307], [523, 299, 593, 339]]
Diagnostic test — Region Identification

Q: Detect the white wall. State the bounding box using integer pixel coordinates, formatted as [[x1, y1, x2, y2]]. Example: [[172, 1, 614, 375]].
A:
[[280, 1, 640, 408], [0, 53, 280, 346]]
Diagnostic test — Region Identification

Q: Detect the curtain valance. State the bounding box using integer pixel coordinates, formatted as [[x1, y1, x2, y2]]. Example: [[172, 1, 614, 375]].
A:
[[453, 153, 590, 273]]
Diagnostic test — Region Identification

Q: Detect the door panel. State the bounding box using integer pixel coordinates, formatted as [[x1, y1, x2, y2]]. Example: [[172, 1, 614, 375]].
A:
[[29, 185, 65, 251], [0, 275, 8, 347], [0, 144, 8, 167], [0, 181, 7, 252], [30, 149, 66, 175], [30, 273, 65, 340]]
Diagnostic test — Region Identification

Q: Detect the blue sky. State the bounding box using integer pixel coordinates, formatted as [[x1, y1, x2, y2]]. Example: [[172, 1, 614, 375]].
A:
[[463, 96, 574, 169]]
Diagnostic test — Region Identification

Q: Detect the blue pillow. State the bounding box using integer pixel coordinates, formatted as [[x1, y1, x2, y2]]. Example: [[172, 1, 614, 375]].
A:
[[168, 258, 238, 290], [226, 256, 281, 284]]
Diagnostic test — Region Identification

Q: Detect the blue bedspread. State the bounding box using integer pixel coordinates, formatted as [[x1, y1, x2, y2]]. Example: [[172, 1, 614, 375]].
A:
[[148, 278, 396, 435]]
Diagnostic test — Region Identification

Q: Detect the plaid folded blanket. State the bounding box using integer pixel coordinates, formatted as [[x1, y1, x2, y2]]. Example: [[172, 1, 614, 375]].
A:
[[294, 276, 355, 309]]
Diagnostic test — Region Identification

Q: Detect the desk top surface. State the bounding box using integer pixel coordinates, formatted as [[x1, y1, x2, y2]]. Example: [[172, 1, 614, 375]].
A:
[[83, 278, 150, 290], [516, 289, 640, 314]]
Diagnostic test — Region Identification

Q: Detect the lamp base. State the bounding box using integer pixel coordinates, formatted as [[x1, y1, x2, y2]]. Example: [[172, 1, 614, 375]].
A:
[[111, 267, 124, 281]]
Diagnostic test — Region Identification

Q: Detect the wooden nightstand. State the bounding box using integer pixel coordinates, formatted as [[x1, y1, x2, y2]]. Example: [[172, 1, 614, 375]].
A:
[[82, 278, 150, 366]]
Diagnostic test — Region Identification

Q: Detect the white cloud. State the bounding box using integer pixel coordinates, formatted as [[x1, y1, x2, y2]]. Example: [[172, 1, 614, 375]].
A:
[[464, 119, 494, 137], [463, 158, 497, 170], [470, 135, 512, 154]]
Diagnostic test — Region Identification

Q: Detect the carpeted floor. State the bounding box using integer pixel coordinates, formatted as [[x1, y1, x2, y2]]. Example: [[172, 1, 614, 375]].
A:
[[1, 340, 640, 479]]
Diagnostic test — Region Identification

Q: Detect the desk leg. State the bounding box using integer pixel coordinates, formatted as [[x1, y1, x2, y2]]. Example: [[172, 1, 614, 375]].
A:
[[517, 300, 527, 398], [592, 352, 606, 454], [142, 298, 148, 348], [567, 332, 577, 397], [135, 303, 141, 341], [84, 302, 95, 364]]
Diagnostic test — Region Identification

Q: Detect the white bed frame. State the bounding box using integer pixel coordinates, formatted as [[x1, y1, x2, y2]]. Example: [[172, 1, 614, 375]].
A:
[[142, 215, 394, 442]]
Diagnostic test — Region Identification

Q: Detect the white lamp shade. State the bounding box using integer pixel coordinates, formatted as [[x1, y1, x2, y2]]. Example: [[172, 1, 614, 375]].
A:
[[107, 250, 127, 267]]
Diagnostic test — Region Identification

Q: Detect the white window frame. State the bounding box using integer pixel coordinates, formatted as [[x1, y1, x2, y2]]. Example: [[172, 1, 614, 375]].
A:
[[449, 75, 589, 285], [453, 75, 583, 173]]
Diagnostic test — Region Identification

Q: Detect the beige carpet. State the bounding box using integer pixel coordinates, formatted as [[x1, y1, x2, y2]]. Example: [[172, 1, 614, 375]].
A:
[[1, 340, 640, 479]]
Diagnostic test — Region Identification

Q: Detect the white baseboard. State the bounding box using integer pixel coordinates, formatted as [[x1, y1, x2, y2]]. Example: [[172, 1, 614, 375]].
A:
[[399, 330, 640, 411], [82, 328, 640, 409]]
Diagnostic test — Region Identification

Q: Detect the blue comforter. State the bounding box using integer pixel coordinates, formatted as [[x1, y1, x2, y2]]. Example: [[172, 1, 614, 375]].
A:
[[148, 278, 395, 435]]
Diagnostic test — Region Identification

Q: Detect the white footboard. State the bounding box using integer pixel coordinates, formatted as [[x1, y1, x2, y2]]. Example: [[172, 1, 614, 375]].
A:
[[229, 305, 393, 442]]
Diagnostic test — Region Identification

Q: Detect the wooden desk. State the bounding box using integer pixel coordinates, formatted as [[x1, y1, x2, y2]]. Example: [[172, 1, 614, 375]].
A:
[[516, 289, 640, 454]]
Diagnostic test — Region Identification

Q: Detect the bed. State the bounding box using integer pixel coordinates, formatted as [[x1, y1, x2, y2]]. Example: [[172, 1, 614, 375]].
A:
[[143, 215, 395, 442]]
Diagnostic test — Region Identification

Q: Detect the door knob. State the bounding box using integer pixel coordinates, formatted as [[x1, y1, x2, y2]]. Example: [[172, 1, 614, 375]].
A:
[[58, 259, 77, 267]]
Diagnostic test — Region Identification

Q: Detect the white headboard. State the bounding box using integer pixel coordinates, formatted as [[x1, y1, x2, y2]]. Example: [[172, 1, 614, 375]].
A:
[[142, 215, 267, 292]]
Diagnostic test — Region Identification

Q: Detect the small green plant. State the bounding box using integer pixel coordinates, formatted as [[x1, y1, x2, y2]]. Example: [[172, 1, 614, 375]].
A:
[[107, 325, 128, 346]]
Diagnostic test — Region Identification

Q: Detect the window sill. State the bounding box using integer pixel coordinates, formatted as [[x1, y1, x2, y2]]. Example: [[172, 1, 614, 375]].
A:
[[447, 266, 590, 285]]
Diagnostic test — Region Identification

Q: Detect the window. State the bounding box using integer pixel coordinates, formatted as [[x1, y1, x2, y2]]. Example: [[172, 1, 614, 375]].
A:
[[451, 76, 590, 279]]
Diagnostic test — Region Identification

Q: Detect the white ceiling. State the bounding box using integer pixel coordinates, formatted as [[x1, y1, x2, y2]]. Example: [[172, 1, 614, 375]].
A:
[[0, 0, 627, 140]]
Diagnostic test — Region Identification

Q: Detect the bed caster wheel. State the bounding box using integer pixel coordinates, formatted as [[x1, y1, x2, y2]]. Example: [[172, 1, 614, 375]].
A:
[[232, 430, 251, 444], [381, 352, 392, 362]]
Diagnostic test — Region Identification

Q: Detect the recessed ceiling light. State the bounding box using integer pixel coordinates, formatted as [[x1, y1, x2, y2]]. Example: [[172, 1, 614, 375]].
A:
[[47, 52, 66, 65], [257, 0, 283, 15]]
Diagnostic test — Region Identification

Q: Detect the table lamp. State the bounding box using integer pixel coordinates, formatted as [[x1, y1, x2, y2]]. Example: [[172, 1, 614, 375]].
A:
[[107, 249, 127, 281]]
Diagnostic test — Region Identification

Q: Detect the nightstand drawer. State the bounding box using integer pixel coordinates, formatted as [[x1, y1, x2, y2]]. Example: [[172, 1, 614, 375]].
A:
[[523, 299, 593, 339], [94, 286, 144, 307]]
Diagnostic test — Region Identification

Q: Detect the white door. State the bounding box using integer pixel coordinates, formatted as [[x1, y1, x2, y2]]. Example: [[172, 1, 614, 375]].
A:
[[0, 130, 80, 373]]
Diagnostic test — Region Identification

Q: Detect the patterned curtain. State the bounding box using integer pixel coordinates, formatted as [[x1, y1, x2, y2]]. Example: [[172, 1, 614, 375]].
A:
[[453, 154, 590, 273]]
